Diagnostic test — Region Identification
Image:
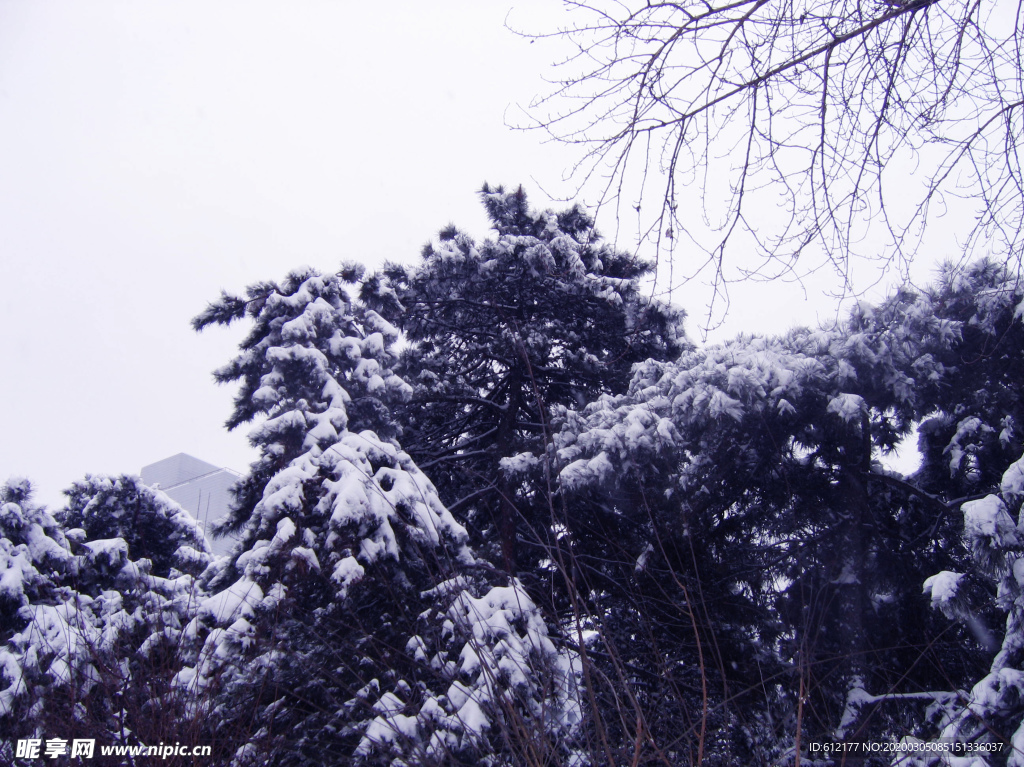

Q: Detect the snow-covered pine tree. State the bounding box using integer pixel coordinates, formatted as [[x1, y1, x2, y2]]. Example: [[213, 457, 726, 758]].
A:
[[61, 474, 212, 578], [0, 478, 75, 738], [898, 262, 1024, 764], [186, 266, 583, 765], [908, 456, 1024, 765], [546, 274, 988, 762], [365, 184, 688, 576], [914, 260, 1024, 504], [192, 264, 411, 549], [0, 477, 209, 757]]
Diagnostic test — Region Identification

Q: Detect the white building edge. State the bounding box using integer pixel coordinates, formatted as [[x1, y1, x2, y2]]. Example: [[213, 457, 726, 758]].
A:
[[140, 453, 241, 556]]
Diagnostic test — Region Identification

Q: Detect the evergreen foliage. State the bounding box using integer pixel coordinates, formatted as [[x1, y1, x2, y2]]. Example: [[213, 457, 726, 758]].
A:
[[0, 478, 206, 756], [11, 188, 1024, 765], [191, 265, 412, 544], [61, 474, 212, 578], [181, 264, 583, 765], [548, 265, 1010, 760], [367, 184, 687, 573]]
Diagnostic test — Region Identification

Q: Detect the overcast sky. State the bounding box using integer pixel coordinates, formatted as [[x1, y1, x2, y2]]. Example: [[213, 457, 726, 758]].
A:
[[1, 0, 940, 509]]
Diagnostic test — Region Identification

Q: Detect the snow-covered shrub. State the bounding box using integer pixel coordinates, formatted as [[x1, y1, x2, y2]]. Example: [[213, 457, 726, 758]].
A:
[[0, 478, 206, 750], [61, 474, 213, 577]]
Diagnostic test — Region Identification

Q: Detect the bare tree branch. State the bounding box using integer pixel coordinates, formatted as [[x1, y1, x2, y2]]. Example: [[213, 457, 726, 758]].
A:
[[514, 0, 1024, 330]]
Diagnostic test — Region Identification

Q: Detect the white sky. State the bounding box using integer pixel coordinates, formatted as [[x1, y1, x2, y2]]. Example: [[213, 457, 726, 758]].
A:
[[0, 1, 944, 508]]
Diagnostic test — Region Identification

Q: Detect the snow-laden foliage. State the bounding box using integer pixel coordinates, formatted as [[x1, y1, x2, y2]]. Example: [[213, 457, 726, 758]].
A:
[[365, 184, 688, 574], [186, 265, 583, 765], [896, 265, 1024, 765], [914, 260, 1024, 504], [61, 474, 213, 578], [544, 266, 999, 759], [193, 264, 413, 542], [903, 459, 1024, 765], [13, 189, 1024, 764], [556, 275, 960, 468], [354, 577, 582, 766], [0, 478, 205, 749]]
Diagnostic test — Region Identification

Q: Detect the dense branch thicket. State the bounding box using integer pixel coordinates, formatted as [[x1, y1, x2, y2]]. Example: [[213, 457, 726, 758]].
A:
[[520, 0, 1023, 323]]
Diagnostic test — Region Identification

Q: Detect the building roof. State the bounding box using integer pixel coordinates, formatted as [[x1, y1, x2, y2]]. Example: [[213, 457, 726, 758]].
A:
[[141, 453, 223, 489]]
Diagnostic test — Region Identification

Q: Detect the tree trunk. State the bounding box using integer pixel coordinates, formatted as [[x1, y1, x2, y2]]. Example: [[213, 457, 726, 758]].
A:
[[494, 369, 523, 575]]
